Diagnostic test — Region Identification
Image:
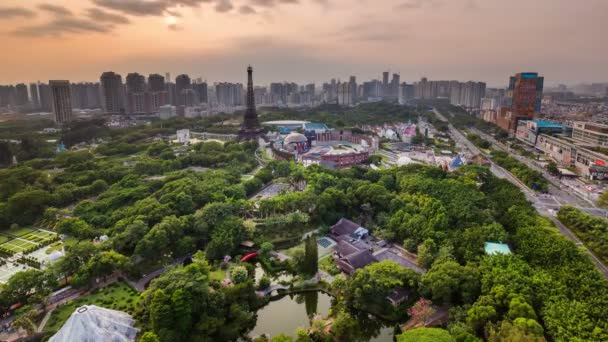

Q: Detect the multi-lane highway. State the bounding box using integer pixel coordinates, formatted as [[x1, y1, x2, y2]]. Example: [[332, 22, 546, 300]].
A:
[[431, 108, 608, 278]]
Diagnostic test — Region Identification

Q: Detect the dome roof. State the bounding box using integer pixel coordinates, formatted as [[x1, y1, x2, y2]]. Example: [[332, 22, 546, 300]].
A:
[[284, 132, 308, 144]]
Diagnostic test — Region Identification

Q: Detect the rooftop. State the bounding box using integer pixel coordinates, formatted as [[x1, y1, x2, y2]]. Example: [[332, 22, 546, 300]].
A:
[[534, 120, 567, 128], [262, 120, 310, 126]]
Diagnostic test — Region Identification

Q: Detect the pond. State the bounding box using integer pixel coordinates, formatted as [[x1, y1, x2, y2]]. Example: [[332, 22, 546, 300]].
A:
[[249, 291, 394, 341]]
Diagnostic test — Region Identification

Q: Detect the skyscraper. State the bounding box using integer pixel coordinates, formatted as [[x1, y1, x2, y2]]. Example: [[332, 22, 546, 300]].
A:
[[126, 73, 146, 114], [50, 80, 72, 124], [238, 66, 263, 140], [100, 72, 124, 114], [29, 83, 39, 109], [348, 76, 357, 104], [15, 84, 29, 106], [148, 74, 168, 112], [193, 82, 208, 104], [148, 74, 165, 92], [175, 74, 191, 107], [215, 83, 243, 107], [390, 74, 400, 100], [497, 72, 544, 133], [38, 83, 53, 111]]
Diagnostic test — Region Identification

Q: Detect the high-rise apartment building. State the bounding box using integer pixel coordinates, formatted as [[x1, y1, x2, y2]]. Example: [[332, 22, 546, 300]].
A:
[[38, 83, 53, 111], [497, 72, 544, 133], [15, 84, 29, 106], [348, 76, 357, 104], [148, 74, 168, 112], [50, 80, 73, 124], [29, 83, 40, 109], [338, 82, 353, 106], [216, 82, 243, 107], [382, 72, 389, 96], [70, 83, 100, 109], [362, 80, 382, 100], [175, 74, 191, 107], [305, 84, 315, 97], [126, 73, 146, 114], [100, 72, 124, 114], [193, 82, 208, 104], [148, 74, 165, 92]]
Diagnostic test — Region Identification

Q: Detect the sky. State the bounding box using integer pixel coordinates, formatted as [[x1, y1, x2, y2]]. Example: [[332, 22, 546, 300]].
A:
[[0, 0, 606, 87]]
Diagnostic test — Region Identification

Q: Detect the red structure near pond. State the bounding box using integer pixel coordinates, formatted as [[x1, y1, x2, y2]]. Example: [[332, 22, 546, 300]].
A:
[[240, 252, 258, 263]]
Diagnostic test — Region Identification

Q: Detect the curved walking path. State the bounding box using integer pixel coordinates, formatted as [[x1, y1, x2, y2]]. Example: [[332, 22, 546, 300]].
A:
[[256, 284, 290, 297]]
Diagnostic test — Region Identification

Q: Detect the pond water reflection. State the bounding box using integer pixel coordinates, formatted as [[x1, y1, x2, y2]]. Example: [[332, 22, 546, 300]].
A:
[[249, 291, 394, 341]]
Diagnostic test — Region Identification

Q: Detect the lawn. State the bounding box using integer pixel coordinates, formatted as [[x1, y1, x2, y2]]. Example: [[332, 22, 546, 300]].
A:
[[45, 241, 64, 254], [0, 235, 10, 244], [21, 230, 57, 244], [210, 268, 228, 282], [44, 282, 141, 334], [0, 239, 38, 252], [5, 226, 36, 237]]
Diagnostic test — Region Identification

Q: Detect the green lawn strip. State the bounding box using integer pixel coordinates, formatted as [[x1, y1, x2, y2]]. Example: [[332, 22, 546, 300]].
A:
[[44, 282, 141, 334], [210, 268, 227, 282], [6, 227, 36, 237]]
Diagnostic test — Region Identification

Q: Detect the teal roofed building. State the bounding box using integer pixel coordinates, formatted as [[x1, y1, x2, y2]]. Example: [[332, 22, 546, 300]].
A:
[[304, 122, 330, 133], [484, 242, 512, 255]]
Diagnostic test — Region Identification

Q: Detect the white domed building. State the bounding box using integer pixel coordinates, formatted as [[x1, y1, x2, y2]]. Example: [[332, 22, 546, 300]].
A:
[[283, 132, 310, 154]]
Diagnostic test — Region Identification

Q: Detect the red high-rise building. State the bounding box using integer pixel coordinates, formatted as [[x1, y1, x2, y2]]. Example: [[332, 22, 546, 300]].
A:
[[497, 72, 544, 133]]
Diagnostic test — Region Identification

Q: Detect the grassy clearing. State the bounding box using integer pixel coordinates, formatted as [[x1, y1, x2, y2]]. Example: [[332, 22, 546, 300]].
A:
[[45, 241, 64, 255], [0, 239, 38, 252], [21, 230, 57, 244], [44, 282, 141, 334], [210, 268, 227, 282], [6, 227, 36, 237]]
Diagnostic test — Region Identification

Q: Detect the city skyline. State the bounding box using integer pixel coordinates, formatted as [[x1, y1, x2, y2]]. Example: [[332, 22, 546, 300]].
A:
[[0, 0, 607, 86]]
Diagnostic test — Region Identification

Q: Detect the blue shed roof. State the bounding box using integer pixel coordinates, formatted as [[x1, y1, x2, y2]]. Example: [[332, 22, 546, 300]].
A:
[[485, 242, 512, 255]]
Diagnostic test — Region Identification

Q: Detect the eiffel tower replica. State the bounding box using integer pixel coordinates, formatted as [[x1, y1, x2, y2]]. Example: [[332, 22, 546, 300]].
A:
[[238, 66, 264, 141]]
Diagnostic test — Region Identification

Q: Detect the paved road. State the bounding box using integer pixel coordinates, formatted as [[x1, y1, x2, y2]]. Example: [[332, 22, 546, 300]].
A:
[[432, 108, 608, 279], [133, 256, 189, 292], [470, 128, 598, 208]]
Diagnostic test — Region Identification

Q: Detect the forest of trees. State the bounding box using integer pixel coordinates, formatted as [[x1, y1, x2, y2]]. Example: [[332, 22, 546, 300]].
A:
[[0, 111, 607, 341], [557, 206, 608, 264], [490, 150, 549, 192]]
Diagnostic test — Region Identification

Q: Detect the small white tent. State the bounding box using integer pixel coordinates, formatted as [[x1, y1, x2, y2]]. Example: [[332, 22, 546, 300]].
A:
[[49, 305, 139, 342]]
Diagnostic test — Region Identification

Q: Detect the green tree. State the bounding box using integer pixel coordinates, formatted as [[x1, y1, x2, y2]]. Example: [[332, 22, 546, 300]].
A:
[[13, 309, 38, 335], [397, 328, 455, 342], [271, 334, 293, 342], [171, 289, 192, 339], [331, 309, 364, 342], [302, 235, 318, 276], [139, 332, 161, 342], [546, 161, 559, 176], [260, 241, 274, 258], [231, 266, 249, 284], [258, 276, 271, 290], [343, 260, 420, 311], [417, 239, 437, 269], [150, 289, 174, 341], [7, 189, 52, 225]]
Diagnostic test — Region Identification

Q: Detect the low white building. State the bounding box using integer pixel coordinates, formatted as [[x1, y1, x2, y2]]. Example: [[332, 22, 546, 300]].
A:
[[177, 129, 191, 144]]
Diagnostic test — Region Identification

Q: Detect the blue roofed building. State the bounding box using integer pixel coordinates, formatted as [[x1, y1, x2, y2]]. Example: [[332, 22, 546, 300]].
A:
[[484, 242, 512, 255], [304, 122, 330, 133], [516, 119, 572, 147]]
